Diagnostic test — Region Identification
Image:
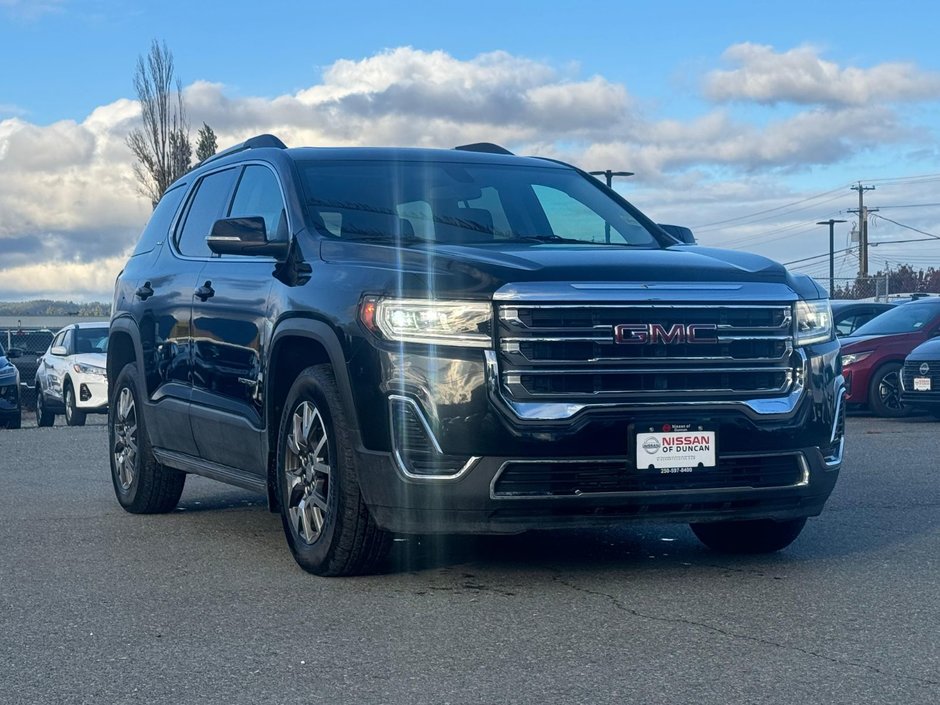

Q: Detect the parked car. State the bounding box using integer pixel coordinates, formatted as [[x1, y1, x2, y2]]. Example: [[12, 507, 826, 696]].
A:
[[108, 134, 843, 575], [899, 338, 940, 416], [2, 328, 54, 409], [840, 299, 940, 416], [35, 322, 109, 426], [0, 341, 22, 429], [830, 300, 895, 338]]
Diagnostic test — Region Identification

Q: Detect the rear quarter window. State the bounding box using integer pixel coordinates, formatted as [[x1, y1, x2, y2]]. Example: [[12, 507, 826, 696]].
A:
[[131, 184, 187, 257]]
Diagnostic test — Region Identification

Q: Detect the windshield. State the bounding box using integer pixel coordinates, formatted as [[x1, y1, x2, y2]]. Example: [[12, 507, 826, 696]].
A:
[[74, 327, 108, 354], [851, 303, 940, 336], [299, 160, 659, 247]]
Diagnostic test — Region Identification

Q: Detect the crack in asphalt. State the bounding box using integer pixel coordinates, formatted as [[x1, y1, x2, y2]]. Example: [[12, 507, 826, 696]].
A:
[[553, 576, 940, 690]]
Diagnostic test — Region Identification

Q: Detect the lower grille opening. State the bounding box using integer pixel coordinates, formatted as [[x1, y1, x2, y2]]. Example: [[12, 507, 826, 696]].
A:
[[492, 454, 806, 497], [79, 384, 91, 402], [390, 397, 473, 477]]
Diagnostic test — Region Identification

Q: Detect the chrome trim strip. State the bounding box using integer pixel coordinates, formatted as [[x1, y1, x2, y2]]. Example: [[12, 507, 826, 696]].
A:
[[489, 451, 811, 500], [485, 349, 808, 420], [387, 394, 480, 481], [493, 282, 800, 303], [503, 365, 792, 376]]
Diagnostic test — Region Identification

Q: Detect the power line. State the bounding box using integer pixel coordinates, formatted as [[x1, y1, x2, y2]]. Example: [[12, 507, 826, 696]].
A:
[[870, 214, 940, 241], [691, 186, 850, 231], [783, 246, 858, 267]]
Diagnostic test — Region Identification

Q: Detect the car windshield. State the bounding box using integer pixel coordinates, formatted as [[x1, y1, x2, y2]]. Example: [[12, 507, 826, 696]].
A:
[[299, 160, 660, 247], [75, 327, 108, 354], [851, 303, 940, 336]]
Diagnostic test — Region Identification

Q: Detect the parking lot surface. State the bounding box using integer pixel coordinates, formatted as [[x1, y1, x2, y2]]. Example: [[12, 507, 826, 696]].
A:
[[1, 415, 938, 704]]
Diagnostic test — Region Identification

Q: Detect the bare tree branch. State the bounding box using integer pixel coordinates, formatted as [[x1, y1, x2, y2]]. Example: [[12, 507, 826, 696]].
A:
[[126, 39, 191, 207]]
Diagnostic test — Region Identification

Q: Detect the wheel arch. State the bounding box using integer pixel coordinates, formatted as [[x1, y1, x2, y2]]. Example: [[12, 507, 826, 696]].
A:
[[265, 319, 361, 511], [107, 317, 146, 395]]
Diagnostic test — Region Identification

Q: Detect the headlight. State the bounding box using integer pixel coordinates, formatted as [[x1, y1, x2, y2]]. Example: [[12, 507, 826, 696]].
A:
[[73, 363, 106, 376], [841, 351, 871, 367], [361, 297, 492, 347], [795, 300, 833, 346]]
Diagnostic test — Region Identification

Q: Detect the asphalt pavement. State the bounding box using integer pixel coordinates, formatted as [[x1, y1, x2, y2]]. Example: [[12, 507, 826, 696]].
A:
[[0, 414, 937, 705]]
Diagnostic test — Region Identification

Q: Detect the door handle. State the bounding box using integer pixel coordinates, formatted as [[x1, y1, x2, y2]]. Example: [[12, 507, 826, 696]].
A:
[[195, 281, 215, 301], [135, 282, 154, 300]]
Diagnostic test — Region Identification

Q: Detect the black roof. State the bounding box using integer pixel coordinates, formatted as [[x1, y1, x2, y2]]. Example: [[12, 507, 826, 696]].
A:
[[284, 146, 567, 169]]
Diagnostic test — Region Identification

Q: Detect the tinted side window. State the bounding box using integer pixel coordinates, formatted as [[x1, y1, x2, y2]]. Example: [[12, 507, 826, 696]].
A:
[[177, 168, 239, 257], [51, 331, 65, 350], [62, 329, 74, 355], [228, 165, 287, 240], [132, 184, 187, 256]]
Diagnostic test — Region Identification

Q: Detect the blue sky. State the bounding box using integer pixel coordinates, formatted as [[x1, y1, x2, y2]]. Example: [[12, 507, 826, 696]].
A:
[[3, 0, 940, 298]]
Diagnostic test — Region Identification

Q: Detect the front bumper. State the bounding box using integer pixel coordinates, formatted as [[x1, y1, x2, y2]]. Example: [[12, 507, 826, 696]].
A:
[[72, 375, 108, 411], [356, 445, 840, 534]]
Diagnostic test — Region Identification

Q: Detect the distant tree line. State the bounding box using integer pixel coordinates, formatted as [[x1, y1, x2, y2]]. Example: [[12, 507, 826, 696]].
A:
[[831, 264, 940, 299], [0, 301, 110, 317], [127, 40, 218, 208]]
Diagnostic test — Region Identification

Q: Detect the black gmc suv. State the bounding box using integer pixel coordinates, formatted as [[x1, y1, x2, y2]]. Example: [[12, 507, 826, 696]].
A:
[[108, 135, 844, 575]]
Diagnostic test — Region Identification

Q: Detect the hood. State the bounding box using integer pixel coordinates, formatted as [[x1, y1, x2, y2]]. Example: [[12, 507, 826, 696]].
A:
[[840, 331, 924, 353], [906, 337, 940, 359], [70, 352, 107, 368], [0, 357, 18, 383], [320, 240, 821, 299]]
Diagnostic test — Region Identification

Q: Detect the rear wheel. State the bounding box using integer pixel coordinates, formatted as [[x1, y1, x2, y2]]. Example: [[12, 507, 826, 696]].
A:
[[35, 387, 55, 427], [868, 362, 907, 418], [64, 383, 86, 427], [109, 363, 185, 513], [276, 365, 390, 576], [690, 518, 807, 554]]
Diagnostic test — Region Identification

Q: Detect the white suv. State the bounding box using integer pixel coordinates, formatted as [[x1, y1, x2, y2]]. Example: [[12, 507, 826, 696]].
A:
[[35, 322, 109, 426]]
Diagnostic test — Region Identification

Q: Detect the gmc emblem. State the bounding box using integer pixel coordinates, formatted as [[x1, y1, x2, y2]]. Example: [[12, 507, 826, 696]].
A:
[[614, 323, 718, 344]]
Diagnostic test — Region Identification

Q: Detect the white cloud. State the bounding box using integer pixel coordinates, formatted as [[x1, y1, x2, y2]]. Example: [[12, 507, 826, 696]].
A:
[[0, 0, 65, 20], [705, 43, 940, 106], [2, 45, 939, 300]]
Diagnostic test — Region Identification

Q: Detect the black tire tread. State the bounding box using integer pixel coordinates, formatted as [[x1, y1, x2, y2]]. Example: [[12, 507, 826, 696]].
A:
[[110, 363, 185, 514], [278, 364, 390, 576], [690, 517, 807, 554], [868, 361, 907, 418], [65, 382, 87, 427], [35, 388, 55, 427]]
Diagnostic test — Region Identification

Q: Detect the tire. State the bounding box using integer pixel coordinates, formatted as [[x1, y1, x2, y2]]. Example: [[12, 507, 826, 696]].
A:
[[276, 364, 390, 576], [35, 387, 55, 427], [690, 517, 807, 554], [868, 362, 907, 418], [108, 362, 185, 513], [64, 382, 86, 427]]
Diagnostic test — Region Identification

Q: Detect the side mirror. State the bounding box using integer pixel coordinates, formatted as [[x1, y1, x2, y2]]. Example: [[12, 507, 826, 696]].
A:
[[51, 345, 68, 356], [207, 217, 289, 259], [658, 224, 697, 245]]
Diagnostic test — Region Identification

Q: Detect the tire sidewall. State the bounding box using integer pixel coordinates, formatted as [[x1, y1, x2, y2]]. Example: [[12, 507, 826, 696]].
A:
[[109, 366, 144, 508], [277, 371, 344, 571]]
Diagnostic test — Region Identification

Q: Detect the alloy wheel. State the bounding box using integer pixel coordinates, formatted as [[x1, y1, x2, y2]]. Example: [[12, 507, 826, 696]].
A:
[[65, 388, 73, 422], [112, 387, 138, 490], [284, 401, 332, 545], [879, 371, 903, 412]]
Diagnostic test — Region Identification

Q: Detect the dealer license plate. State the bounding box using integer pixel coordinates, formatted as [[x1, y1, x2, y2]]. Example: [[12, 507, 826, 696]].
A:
[[914, 377, 932, 391], [635, 423, 716, 473]]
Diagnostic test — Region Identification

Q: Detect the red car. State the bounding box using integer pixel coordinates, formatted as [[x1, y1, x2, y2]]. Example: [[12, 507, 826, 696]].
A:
[[841, 299, 940, 416]]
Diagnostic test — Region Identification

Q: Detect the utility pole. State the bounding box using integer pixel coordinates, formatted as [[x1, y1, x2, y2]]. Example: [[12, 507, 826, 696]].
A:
[[849, 182, 876, 277], [817, 219, 847, 294], [589, 170, 634, 242]]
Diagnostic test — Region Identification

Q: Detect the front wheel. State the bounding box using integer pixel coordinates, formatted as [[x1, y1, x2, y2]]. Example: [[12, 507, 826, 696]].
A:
[[690, 518, 807, 554], [276, 364, 390, 576], [64, 383, 86, 427], [108, 363, 185, 513], [868, 362, 907, 418]]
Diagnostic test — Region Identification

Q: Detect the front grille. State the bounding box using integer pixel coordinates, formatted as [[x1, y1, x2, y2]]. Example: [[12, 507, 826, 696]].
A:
[[497, 304, 796, 403], [492, 454, 807, 498], [902, 360, 940, 394]]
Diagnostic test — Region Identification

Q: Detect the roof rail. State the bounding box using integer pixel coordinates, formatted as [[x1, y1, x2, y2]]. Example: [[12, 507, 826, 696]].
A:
[[196, 134, 287, 168], [454, 142, 514, 155]]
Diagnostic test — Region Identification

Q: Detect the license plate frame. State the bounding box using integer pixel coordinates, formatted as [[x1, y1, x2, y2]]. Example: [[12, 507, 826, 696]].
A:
[[633, 422, 717, 474]]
